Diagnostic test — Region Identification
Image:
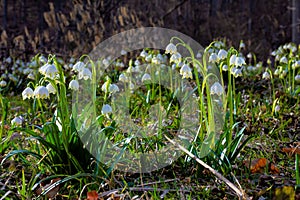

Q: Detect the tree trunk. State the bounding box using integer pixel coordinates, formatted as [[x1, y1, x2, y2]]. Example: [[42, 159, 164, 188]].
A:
[[3, 0, 7, 29], [292, 0, 300, 44]]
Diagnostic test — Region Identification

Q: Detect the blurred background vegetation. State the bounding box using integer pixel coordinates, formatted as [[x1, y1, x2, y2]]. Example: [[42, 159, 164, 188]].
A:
[[0, 0, 299, 61]]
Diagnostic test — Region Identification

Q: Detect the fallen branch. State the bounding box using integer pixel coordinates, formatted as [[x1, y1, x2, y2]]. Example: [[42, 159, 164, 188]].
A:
[[164, 135, 248, 200]]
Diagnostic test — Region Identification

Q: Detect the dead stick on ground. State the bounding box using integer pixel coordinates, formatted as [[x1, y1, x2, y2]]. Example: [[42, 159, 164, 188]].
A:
[[164, 135, 248, 200]]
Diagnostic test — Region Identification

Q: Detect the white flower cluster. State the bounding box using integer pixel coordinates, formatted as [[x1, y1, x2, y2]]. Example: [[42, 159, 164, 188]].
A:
[[165, 42, 193, 79]]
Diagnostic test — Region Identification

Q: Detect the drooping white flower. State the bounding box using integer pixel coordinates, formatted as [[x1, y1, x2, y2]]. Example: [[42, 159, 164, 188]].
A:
[[119, 73, 128, 83], [8, 74, 18, 82], [40, 63, 58, 79], [210, 82, 224, 96], [229, 55, 237, 66], [69, 57, 75, 63], [120, 49, 127, 55], [281, 70, 287, 78], [134, 59, 141, 66], [129, 82, 135, 90], [275, 105, 280, 113], [22, 68, 32, 75], [247, 53, 252, 59], [247, 65, 256, 72], [209, 53, 218, 63], [239, 41, 246, 49], [39, 63, 50, 75], [11, 116, 23, 126], [196, 52, 202, 59], [5, 57, 12, 64], [0, 80, 7, 87], [290, 46, 297, 53], [156, 54, 164, 63], [235, 56, 246, 66], [274, 69, 280, 76], [101, 81, 110, 93], [142, 73, 151, 82], [292, 60, 300, 70], [170, 52, 182, 63], [280, 56, 288, 64], [213, 42, 221, 49], [45, 65, 58, 79], [78, 68, 92, 80], [34, 86, 49, 99], [262, 71, 270, 80], [102, 58, 110, 67], [229, 55, 245, 67], [109, 84, 119, 94], [180, 64, 192, 79], [165, 43, 177, 54], [69, 80, 79, 90], [72, 61, 85, 72], [145, 54, 152, 62], [217, 49, 228, 60], [22, 87, 34, 100], [222, 65, 228, 71], [231, 67, 243, 78], [1, 74, 7, 79], [39, 55, 47, 63], [140, 49, 148, 57], [101, 104, 112, 114], [46, 83, 56, 94], [295, 74, 300, 83], [271, 51, 276, 56], [151, 56, 161, 64], [115, 61, 124, 68]]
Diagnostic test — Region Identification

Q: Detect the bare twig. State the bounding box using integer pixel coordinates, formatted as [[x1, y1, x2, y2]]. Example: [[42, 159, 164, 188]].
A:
[[164, 135, 248, 200], [136, 178, 179, 187], [99, 187, 190, 198]]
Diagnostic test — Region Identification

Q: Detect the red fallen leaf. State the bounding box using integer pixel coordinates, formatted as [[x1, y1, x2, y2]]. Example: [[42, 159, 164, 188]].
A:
[[250, 158, 267, 173], [245, 158, 280, 174], [87, 190, 98, 200], [36, 178, 60, 198], [269, 163, 280, 174]]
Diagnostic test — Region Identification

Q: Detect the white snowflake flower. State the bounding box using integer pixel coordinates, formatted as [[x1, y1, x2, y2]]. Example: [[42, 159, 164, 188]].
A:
[[142, 73, 151, 82], [46, 83, 56, 94], [101, 104, 112, 114], [22, 87, 34, 100], [165, 43, 177, 54], [180, 64, 192, 79], [210, 82, 224, 96], [34, 86, 49, 99], [69, 80, 79, 90], [78, 68, 92, 80]]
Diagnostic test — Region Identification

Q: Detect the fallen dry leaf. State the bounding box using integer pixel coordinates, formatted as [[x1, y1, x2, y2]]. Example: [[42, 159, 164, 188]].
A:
[[250, 158, 268, 173], [282, 147, 300, 155], [244, 158, 280, 174], [87, 190, 98, 200]]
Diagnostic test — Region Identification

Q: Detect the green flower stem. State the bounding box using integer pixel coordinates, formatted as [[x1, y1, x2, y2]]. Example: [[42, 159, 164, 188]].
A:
[[0, 93, 5, 141], [296, 153, 299, 189], [267, 68, 276, 102], [292, 68, 295, 93], [173, 36, 217, 146], [227, 67, 233, 145]]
